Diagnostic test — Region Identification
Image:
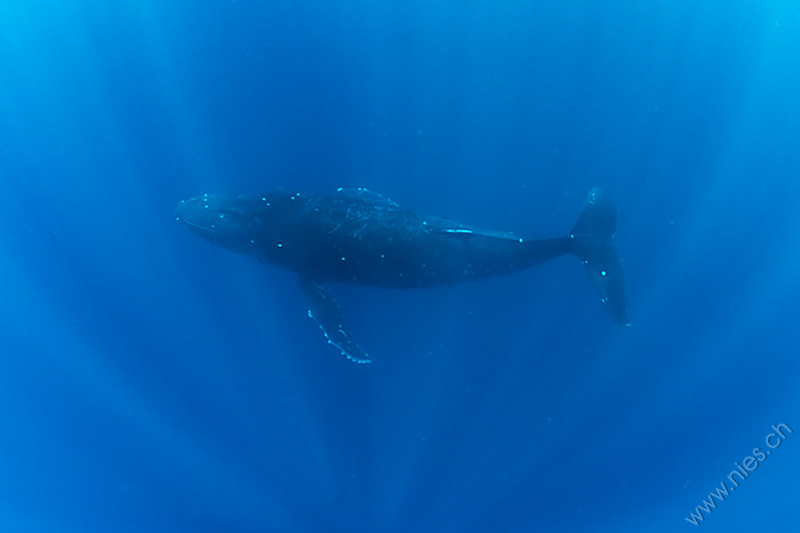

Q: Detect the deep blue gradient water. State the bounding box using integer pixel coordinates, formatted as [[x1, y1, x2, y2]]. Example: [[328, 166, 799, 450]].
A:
[[2, 1, 799, 531]]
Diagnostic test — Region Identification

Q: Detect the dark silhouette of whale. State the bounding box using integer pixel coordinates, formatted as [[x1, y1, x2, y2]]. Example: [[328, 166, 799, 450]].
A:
[[176, 187, 628, 363]]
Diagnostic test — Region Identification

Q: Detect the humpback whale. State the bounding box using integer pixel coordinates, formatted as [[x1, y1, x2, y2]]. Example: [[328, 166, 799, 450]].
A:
[[176, 187, 628, 363]]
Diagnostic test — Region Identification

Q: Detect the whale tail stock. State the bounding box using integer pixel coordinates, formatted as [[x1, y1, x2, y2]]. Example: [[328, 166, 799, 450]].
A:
[[570, 188, 629, 326]]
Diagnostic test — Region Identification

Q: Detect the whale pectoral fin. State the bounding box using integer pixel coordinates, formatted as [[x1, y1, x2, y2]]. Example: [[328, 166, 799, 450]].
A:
[[298, 277, 371, 364]]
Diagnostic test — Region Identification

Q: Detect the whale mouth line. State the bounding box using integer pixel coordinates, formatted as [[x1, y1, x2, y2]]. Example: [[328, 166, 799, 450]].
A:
[[179, 217, 223, 234]]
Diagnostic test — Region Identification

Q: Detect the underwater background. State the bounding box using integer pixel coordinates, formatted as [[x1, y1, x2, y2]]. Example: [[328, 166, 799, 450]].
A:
[[1, 1, 799, 531]]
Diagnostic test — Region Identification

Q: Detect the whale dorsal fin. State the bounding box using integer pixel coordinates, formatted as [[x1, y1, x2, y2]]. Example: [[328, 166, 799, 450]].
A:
[[335, 187, 399, 207], [433, 225, 522, 242], [298, 276, 371, 364]]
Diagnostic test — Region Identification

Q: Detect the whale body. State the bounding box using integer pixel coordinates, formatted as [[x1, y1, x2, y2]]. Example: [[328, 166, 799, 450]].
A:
[[176, 187, 628, 363]]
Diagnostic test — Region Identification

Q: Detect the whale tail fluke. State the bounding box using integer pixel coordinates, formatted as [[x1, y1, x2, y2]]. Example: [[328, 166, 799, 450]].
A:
[[570, 188, 629, 325]]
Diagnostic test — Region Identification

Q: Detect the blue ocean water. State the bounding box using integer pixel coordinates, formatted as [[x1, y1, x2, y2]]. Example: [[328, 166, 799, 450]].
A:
[[2, 1, 799, 531]]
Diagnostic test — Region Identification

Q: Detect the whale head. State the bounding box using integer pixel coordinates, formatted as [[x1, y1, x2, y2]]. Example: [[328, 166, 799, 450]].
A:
[[175, 193, 274, 257]]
